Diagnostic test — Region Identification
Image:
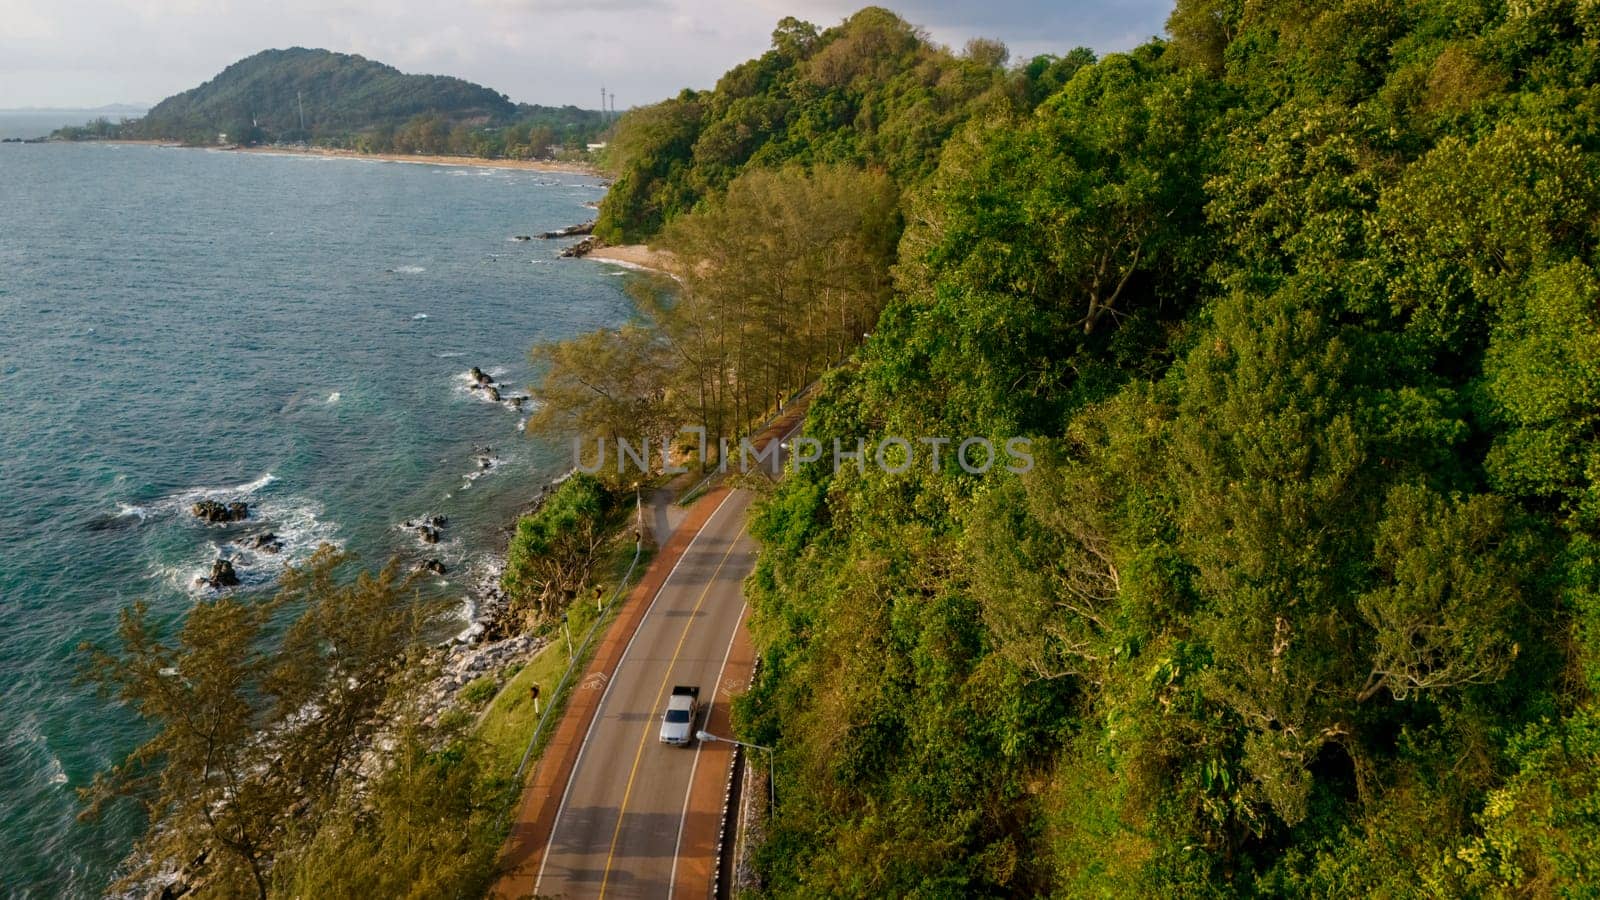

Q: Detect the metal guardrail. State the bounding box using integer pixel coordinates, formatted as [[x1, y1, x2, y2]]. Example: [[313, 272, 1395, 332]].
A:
[[710, 744, 741, 898], [511, 535, 644, 782], [709, 655, 763, 897]]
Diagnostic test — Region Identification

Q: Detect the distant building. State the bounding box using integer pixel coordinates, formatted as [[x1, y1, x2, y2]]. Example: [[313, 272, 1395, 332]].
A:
[[586, 142, 607, 151], [217, 133, 229, 145]]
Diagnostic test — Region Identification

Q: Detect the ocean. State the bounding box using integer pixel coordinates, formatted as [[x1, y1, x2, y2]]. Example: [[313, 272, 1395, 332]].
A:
[[0, 142, 634, 896]]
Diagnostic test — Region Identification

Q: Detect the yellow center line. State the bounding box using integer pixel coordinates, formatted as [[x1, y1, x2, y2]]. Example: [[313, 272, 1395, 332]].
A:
[[597, 522, 743, 898]]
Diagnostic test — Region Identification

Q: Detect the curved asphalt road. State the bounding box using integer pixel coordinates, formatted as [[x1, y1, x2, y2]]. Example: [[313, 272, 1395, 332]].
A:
[[534, 488, 758, 899]]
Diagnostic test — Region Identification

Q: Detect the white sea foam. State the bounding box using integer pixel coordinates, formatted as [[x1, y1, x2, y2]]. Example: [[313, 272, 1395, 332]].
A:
[[167, 494, 342, 597], [435, 351, 467, 359], [462, 455, 505, 488], [120, 473, 339, 596], [121, 472, 277, 519], [115, 502, 149, 520], [326, 392, 341, 404], [391, 265, 426, 274], [412, 313, 428, 320]]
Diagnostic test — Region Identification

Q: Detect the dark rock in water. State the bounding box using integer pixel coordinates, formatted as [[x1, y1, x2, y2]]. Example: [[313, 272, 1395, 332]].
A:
[[559, 236, 602, 259], [241, 532, 282, 554], [418, 559, 448, 576], [198, 558, 240, 589], [513, 235, 532, 242], [509, 396, 526, 409], [429, 515, 447, 528], [469, 366, 493, 387], [485, 386, 501, 402], [192, 499, 249, 523], [417, 524, 441, 544], [477, 456, 493, 470], [540, 221, 596, 239]]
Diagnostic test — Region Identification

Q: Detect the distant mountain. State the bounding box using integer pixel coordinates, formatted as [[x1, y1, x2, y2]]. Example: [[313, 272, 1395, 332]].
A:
[[129, 48, 562, 143], [0, 103, 146, 115]]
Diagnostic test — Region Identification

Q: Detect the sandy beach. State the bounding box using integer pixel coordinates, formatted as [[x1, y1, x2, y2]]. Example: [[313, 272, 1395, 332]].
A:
[[231, 144, 599, 175], [585, 243, 677, 275]]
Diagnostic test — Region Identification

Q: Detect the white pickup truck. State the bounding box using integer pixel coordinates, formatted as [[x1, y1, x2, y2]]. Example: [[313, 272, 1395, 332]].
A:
[[658, 685, 700, 746]]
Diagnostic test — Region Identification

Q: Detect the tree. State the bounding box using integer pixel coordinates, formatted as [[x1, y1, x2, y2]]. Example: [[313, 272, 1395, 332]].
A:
[[1356, 484, 1529, 702], [527, 322, 675, 476], [658, 164, 898, 446], [501, 474, 615, 624], [78, 549, 435, 899]]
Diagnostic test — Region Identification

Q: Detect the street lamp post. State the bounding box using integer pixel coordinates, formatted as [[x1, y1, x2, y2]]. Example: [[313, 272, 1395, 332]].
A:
[[697, 729, 775, 811]]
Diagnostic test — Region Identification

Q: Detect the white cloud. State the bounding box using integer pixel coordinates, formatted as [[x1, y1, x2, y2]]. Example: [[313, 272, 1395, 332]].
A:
[[0, 0, 1172, 110]]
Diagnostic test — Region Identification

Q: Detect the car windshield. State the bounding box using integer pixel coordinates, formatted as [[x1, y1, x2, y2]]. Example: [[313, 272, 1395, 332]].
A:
[[665, 709, 690, 724]]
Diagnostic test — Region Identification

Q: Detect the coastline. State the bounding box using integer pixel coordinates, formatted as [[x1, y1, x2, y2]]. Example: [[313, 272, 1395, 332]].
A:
[[585, 243, 676, 276], [230, 144, 599, 175], [66, 150, 615, 896], [90, 139, 600, 175]]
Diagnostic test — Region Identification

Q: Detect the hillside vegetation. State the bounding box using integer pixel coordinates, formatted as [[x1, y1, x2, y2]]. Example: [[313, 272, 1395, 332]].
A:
[[57, 48, 605, 156], [580, 3, 1600, 895], [594, 8, 1085, 241]]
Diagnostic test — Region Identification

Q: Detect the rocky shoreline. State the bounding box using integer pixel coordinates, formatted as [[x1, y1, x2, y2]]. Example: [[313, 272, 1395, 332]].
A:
[[131, 470, 575, 900]]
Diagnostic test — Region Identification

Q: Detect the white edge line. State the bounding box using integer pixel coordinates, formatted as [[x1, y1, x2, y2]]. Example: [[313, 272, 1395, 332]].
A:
[[664, 416, 799, 891], [669, 599, 750, 895], [535, 489, 740, 894]]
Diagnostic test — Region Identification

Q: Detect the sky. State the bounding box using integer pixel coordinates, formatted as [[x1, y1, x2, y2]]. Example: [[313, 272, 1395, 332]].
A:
[[0, 0, 1175, 111]]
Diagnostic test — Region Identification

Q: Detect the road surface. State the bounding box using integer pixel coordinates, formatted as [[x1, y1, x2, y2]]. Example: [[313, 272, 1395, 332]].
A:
[[531, 487, 757, 898], [493, 407, 804, 900]]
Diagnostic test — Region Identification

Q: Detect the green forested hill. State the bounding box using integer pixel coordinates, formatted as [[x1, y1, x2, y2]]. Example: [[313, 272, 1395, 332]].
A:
[[61, 47, 605, 154], [137, 48, 518, 143], [594, 8, 1087, 241], [585, 2, 1600, 895]]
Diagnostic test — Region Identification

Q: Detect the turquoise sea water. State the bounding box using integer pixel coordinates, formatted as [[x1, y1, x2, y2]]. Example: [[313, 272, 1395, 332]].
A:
[[0, 143, 633, 896]]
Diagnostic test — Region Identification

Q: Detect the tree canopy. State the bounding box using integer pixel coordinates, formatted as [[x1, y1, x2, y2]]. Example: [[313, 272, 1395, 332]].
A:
[[710, 2, 1600, 896]]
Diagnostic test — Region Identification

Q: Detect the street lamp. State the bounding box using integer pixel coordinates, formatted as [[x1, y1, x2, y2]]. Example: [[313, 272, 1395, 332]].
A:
[[697, 730, 775, 812]]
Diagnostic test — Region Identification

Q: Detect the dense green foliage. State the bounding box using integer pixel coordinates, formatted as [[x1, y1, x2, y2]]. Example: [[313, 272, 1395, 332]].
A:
[[56, 48, 605, 155], [79, 550, 444, 898], [502, 474, 616, 625], [594, 7, 1091, 241], [726, 2, 1600, 895], [529, 164, 898, 468]]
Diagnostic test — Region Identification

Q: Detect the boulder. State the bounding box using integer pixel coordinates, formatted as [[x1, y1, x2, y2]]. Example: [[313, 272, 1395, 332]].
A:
[[418, 559, 448, 576], [191, 499, 248, 523], [417, 524, 441, 544], [485, 386, 501, 402], [197, 558, 240, 589], [540, 221, 596, 239], [241, 532, 282, 553], [468, 366, 493, 387], [559, 236, 602, 258]]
